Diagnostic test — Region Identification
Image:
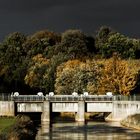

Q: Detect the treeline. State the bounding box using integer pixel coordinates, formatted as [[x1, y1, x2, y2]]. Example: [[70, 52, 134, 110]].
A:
[[0, 26, 140, 95]]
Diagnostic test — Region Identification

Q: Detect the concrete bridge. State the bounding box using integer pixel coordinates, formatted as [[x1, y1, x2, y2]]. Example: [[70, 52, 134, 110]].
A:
[[0, 94, 140, 122]]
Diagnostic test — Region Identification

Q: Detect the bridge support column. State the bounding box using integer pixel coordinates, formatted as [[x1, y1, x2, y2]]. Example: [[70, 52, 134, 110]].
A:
[[41, 101, 51, 122], [76, 100, 85, 122]]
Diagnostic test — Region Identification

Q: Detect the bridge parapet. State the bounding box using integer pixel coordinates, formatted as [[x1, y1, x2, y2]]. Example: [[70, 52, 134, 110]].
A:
[[1, 93, 140, 102], [45, 95, 113, 102], [13, 95, 45, 102], [46, 95, 79, 102]]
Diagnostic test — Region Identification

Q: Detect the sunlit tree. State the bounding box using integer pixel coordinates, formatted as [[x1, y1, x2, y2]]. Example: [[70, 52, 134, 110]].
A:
[[55, 59, 102, 94], [24, 54, 49, 91], [97, 55, 140, 95]]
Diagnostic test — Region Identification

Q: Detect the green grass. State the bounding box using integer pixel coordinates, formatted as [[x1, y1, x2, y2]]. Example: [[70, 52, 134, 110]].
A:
[[0, 117, 16, 133]]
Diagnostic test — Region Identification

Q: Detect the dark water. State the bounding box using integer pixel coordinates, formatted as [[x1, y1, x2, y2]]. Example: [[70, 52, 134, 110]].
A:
[[35, 121, 140, 140]]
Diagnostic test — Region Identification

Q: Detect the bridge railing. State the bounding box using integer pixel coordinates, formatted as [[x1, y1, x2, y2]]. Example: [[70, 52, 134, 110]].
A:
[[45, 95, 113, 102], [1, 94, 140, 102], [0, 93, 12, 101], [85, 95, 113, 101], [113, 95, 140, 101], [12, 95, 45, 102], [46, 95, 79, 102]]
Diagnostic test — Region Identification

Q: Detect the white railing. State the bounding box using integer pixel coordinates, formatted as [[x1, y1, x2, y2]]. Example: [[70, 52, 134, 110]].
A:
[[13, 95, 45, 102], [0, 93, 140, 102]]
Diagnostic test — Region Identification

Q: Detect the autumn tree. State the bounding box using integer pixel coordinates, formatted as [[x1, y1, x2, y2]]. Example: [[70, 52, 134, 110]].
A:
[[55, 59, 102, 95], [25, 52, 70, 93], [97, 55, 140, 95], [24, 54, 49, 92]]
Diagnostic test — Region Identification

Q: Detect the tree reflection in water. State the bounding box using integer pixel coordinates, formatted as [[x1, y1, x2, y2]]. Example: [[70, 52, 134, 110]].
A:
[[36, 121, 140, 140]]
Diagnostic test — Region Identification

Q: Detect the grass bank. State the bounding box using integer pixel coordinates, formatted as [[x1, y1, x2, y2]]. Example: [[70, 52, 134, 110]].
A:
[[0, 115, 37, 140], [0, 117, 16, 133]]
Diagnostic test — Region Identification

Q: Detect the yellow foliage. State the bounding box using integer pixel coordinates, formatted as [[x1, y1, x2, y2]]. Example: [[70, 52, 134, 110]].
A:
[[24, 54, 49, 88], [24, 71, 38, 87], [32, 54, 49, 66], [0, 65, 9, 76], [97, 57, 140, 95]]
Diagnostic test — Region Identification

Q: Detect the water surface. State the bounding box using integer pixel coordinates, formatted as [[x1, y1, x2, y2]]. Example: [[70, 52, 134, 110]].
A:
[[36, 121, 140, 140]]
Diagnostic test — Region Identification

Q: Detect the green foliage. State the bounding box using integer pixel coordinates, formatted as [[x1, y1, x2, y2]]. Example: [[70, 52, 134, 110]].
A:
[[61, 29, 88, 59], [95, 26, 115, 49], [0, 32, 27, 91], [23, 30, 61, 58], [107, 33, 136, 58], [95, 26, 140, 59]]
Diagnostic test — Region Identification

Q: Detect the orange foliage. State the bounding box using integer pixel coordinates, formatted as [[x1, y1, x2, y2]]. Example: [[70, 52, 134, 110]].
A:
[[97, 56, 140, 95]]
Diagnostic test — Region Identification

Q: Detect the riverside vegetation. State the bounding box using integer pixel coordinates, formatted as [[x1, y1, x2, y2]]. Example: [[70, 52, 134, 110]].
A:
[[0, 115, 37, 140], [0, 26, 140, 96]]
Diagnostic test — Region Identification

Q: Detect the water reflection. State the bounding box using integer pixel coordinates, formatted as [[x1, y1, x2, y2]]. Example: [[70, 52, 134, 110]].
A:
[[36, 121, 140, 140]]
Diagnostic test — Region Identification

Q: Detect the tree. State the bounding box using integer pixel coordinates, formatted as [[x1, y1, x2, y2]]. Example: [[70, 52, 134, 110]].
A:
[[97, 55, 140, 95], [95, 26, 139, 59], [95, 26, 115, 56], [0, 32, 27, 91], [132, 39, 140, 59], [24, 52, 70, 93], [55, 59, 102, 95], [107, 33, 136, 58], [24, 54, 49, 92], [61, 29, 88, 59], [23, 30, 61, 58]]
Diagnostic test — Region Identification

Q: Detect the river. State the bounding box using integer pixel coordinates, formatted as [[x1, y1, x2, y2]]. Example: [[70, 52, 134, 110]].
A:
[[35, 121, 140, 140]]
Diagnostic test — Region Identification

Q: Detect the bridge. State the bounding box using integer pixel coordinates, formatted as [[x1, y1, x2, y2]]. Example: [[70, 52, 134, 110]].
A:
[[0, 94, 140, 122]]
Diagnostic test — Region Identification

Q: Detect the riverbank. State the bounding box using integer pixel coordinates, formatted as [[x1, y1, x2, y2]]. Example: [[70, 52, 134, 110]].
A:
[[121, 114, 140, 131], [0, 115, 37, 140], [0, 117, 16, 132]]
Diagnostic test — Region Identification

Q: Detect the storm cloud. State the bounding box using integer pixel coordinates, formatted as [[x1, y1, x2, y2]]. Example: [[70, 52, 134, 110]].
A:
[[0, 0, 140, 40]]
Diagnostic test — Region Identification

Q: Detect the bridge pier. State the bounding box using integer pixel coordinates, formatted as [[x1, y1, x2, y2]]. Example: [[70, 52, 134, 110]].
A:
[[76, 100, 85, 122], [41, 100, 51, 122]]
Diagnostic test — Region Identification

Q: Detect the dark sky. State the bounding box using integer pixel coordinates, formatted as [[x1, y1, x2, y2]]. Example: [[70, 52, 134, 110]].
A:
[[0, 0, 140, 40]]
